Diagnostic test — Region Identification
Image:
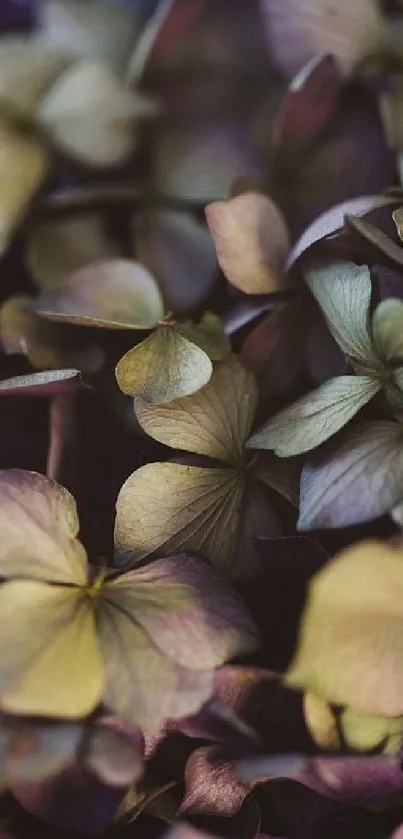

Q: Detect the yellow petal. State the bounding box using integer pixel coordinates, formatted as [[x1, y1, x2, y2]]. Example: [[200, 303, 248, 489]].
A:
[[0, 38, 66, 117], [287, 540, 403, 716], [341, 707, 403, 752], [0, 294, 104, 373], [303, 692, 340, 749], [134, 356, 258, 463], [0, 581, 103, 718], [0, 120, 48, 255], [116, 327, 212, 405]]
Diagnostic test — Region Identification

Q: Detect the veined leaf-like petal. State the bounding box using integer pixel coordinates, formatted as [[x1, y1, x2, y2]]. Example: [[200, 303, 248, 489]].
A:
[[104, 555, 258, 671], [115, 463, 244, 571], [305, 262, 376, 368], [247, 375, 381, 456], [298, 420, 403, 529], [134, 356, 258, 463], [98, 599, 213, 732], [116, 327, 212, 405]]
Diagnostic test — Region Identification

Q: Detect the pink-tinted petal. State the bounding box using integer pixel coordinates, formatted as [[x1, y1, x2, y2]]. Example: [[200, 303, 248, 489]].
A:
[[205, 192, 289, 295], [130, 0, 206, 83], [259, 0, 384, 78], [181, 745, 249, 817], [106, 555, 260, 672]]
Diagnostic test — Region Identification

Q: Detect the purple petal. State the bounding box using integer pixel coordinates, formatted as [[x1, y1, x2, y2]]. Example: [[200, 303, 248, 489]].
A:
[[175, 698, 258, 751], [110, 554, 260, 671], [301, 755, 403, 809], [273, 55, 343, 158], [288, 196, 399, 268], [283, 89, 395, 238], [13, 761, 126, 835], [258, 778, 375, 839]]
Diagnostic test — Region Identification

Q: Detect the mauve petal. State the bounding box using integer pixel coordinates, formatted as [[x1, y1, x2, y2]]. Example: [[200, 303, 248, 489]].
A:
[[282, 88, 395, 238], [181, 745, 248, 817], [109, 555, 259, 671], [175, 698, 258, 752], [13, 761, 125, 834], [287, 196, 399, 269], [273, 55, 343, 158], [300, 755, 403, 809]]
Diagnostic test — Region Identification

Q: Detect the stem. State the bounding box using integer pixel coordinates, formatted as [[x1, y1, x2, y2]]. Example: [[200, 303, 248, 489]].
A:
[[32, 186, 214, 218], [47, 393, 77, 488]]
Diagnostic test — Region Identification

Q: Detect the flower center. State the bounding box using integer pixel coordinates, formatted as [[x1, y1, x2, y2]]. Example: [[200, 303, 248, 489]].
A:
[[85, 564, 107, 598]]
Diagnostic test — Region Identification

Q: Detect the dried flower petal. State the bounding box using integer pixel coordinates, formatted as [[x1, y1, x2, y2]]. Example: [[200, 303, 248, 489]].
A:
[[259, 0, 385, 78], [27, 214, 120, 291], [299, 420, 403, 529], [206, 192, 290, 295], [37, 259, 164, 329], [135, 211, 217, 314], [116, 327, 213, 404], [286, 539, 403, 715]]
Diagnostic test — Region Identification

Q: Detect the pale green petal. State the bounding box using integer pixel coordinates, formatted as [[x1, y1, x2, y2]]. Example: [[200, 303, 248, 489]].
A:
[[372, 298, 403, 363], [247, 376, 381, 456], [305, 262, 376, 367]]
